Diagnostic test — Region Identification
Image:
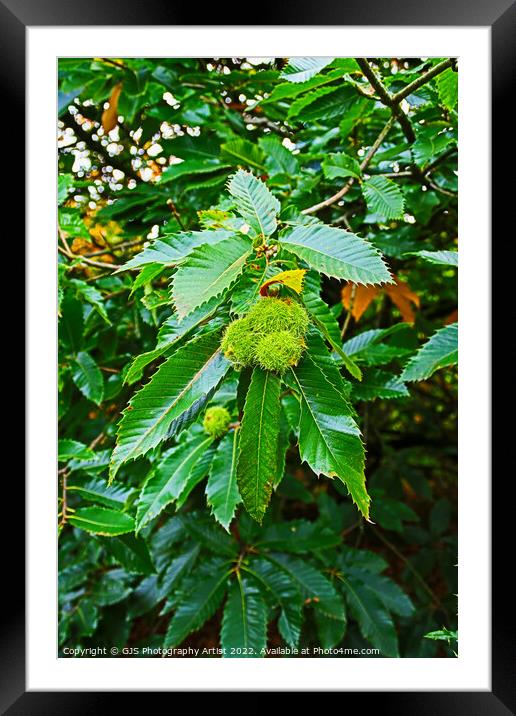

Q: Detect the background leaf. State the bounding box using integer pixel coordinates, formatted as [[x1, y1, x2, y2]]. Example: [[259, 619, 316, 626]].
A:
[[221, 577, 267, 656], [206, 429, 241, 531], [280, 57, 335, 83], [72, 351, 104, 406], [68, 507, 135, 536], [227, 170, 280, 237], [362, 176, 405, 219], [401, 323, 458, 381]]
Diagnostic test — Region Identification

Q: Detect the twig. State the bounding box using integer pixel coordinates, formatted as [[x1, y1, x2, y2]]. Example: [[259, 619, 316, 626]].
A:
[[301, 116, 395, 215], [88, 431, 106, 450], [58, 244, 121, 270], [426, 178, 457, 197], [355, 58, 456, 189], [341, 284, 356, 338], [242, 113, 291, 136], [84, 237, 145, 258], [58, 469, 70, 529], [391, 58, 456, 104], [166, 199, 185, 230]]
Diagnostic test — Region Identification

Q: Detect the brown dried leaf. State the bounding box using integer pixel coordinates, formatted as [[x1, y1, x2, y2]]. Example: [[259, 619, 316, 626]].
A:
[[384, 276, 420, 323], [341, 283, 380, 321], [101, 83, 122, 133]]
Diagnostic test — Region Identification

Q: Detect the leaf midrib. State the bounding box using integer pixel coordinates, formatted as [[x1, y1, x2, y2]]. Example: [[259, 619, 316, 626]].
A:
[[283, 233, 387, 282], [123, 343, 223, 462], [138, 436, 213, 528]]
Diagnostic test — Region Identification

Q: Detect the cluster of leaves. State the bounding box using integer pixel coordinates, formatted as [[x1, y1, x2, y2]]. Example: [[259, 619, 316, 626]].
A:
[[58, 56, 458, 658]]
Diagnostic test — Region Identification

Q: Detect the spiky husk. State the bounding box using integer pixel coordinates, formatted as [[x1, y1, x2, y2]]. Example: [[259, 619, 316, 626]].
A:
[[246, 297, 309, 338], [203, 406, 231, 438], [221, 317, 259, 366], [255, 331, 305, 373]]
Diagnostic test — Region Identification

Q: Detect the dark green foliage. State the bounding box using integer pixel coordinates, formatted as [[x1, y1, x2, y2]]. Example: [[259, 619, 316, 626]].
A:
[[58, 56, 457, 658]]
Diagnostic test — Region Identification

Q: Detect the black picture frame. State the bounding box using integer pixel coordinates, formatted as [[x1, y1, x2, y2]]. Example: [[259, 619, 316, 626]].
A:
[[4, 0, 509, 710]]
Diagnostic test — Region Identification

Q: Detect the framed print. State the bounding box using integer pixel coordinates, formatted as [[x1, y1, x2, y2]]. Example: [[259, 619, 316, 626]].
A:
[[3, 0, 509, 709]]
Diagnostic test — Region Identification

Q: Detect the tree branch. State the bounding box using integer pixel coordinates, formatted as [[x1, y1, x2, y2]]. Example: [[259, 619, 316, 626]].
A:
[[301, 116, 395, 215], [58, 237, 121, 270], [391, 58, 456, 104]]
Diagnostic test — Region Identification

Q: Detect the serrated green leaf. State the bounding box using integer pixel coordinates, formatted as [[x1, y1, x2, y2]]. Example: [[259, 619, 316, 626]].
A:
[[221, 576, 267, 657], [59, 293, 84, 353], [411, 124, 456, 167], [68, 506, 135, 536], [175, 445, 216, 509], [236, 368, 282, 523], [307, 311, 362, 381], [125, 295, 224, 385], [412, 250, 458, 266], [58, 439, 94, 462], [131, 263, 164, 294], [291, 353, 369, 518], [67, 475, 134, 509], [258, 134, 299, 176], [280, 57, 335, 83], [118, 229, 233, 271], [288, 84, 357, 122], [340, 574, 399, 656], [352, 369, 409, 401], [135, 435, 214, 533], [302, 272, 341, 345], [261, 67, 345, 104], [227, 169, 280, 238], [159, 544, 200, 597], [160, 158, 230, 183], [436, 68, 458, 111], [257, 518, 341, 554], [347, 568, 415, 618], [246, 556, 303, 648], [362, 176, 405, 220], [70, 279, 110, 324], [401, 322, 458, 382], [171, 235, 252, 319], [339, 546, 388, 574], [314, 608, 347, 649], [221, 139, 265, 171], [282, 224, 392, 285], [110, 331, 230, 481], [164, 564, 230, 648], [127, 576, 160, 618], [100, 533, 156, 576], [68, 449, 111, 475], [74, 597, 99, 637], [72, 351, 104, 406], [268, 553, 346, 622], [343, 325, 409, 356], [92, 568, 132, 606], [206, 429, 241, 531], [371, 496, 419, 532], [179, 514, 238, 558], [322, 152, 362, 180]]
